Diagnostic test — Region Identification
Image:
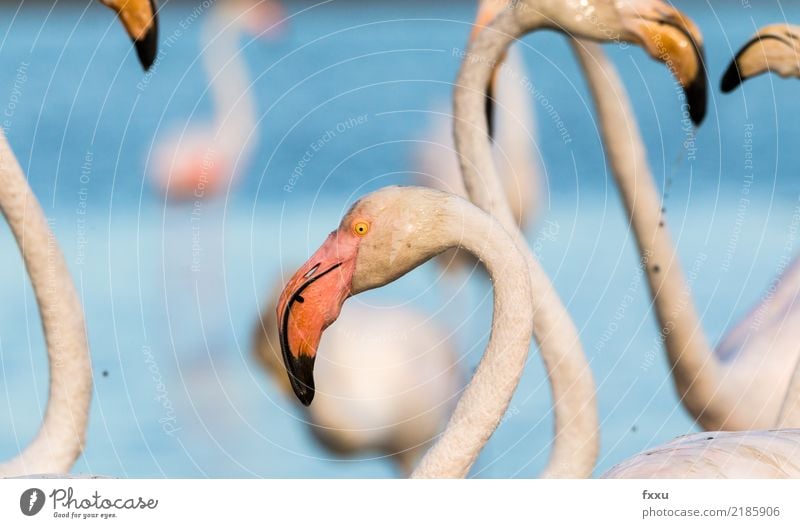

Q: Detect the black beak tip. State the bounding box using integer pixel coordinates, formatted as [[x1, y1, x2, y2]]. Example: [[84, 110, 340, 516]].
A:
[[285, 353, 316, 407], [684, 69, 708, 126], [677, 40, 708, 126], [720, 60, 743, 94], [133, 15, 158, 71]]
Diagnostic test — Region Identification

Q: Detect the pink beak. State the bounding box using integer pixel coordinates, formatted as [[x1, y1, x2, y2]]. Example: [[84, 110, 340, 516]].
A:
[[275, 230, 359, 405]]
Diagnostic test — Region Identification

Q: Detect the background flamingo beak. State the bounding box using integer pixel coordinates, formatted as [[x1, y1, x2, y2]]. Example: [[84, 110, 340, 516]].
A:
[[105, 0, 159, 70], [275, 233, 358, 405], [624, 6, 707, 125], [721, 26, 800, 92], [133, 0, 159, 70]]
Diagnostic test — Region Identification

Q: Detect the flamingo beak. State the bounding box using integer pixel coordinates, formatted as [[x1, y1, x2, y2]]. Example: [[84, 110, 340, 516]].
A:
[[622, 4, 707, 125], [721, 25, 800, 92], [103, 0, 159, 70], [276, 231, 359, 406]]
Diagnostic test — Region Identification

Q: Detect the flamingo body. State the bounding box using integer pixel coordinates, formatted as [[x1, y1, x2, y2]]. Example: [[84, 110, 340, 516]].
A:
[[605, 430, 800, 478], [255, 293, 461, 473], [149, 0, 277, 200]]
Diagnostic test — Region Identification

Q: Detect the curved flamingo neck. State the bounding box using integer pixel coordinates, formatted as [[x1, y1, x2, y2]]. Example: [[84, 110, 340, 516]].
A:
[[0, 130, 91, 477], [571, 42, 726, 429], [453, 7, 599, 477], [412, 196, 534, 477]]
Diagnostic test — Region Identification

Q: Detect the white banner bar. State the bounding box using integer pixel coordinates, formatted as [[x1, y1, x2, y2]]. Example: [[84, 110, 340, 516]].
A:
[[2, 479, 799, 527]]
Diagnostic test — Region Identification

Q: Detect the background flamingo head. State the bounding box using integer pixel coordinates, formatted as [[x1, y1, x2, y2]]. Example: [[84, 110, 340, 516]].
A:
[[223, 0, 289, 40], [151, 133, 231, 202]]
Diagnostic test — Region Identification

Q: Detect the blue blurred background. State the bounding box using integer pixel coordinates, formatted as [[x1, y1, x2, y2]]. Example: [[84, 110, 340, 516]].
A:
[[1, 0, 800, 477]]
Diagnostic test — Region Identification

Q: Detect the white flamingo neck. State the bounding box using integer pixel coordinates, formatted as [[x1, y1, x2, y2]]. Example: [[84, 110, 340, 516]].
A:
[[412, 196, 534, 477], [453, 6, 599, 477], [571, 42, 725, 428], [0, 130, 91, 477]]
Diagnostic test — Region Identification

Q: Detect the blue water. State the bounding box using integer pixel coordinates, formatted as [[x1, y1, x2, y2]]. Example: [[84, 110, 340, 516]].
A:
[[1, 0, 800, 477]]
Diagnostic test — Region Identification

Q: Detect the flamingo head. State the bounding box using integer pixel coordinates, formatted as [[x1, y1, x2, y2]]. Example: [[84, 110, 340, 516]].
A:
[[721, 24, 800, 92], [151, 135, 231, 202], [276, 186, 451, 405], [615, 0, 707, 125], [225, 0, 289, 40], [100, 0, 159, 70]]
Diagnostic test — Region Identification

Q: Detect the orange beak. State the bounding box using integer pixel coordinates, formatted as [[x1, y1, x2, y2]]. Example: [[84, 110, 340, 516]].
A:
[[101, 0, 159, 70], [276, 230, 360, 405], [621, 3, 707, 125]]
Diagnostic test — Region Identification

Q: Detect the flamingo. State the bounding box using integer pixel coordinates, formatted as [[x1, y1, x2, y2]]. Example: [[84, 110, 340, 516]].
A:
[[567, 36, 800, 431], [277, 186, 800, 478], [452, 0, 714, 424], [149, 0, 284, 201], [425, 0, 705, 476], [447, 2, 800, 475], [100, 0, 159, 70], [555, 24, 800, 431], [0, 130, 90, 477], [454, 1, 800, 434], [564, 36, 800, 432], [253, 284, 461, 475], [453, 0, 706, 241], [276, 186, 536, 477]]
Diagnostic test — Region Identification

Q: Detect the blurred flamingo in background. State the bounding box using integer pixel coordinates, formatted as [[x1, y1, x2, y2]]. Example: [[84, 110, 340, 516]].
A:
[[253, 279, 462, 475], [149, 0, 287, 201], [149, 2, 288, 440]]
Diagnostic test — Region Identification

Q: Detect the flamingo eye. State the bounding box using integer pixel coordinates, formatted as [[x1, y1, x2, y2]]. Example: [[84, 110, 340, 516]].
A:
[[353, 221, 370, 237]]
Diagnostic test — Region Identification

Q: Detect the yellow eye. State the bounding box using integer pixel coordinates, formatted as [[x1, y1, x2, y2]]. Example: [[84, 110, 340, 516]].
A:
[[353, 221, 370, 237]]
